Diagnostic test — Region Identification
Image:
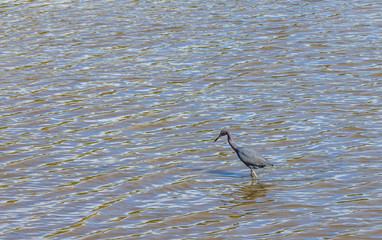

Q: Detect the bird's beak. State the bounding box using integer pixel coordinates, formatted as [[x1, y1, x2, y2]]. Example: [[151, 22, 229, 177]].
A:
[[214, 134, 222, 142]]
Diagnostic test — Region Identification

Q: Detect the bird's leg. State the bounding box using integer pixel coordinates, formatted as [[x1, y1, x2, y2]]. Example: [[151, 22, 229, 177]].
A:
[[251, 169, 258, 178]]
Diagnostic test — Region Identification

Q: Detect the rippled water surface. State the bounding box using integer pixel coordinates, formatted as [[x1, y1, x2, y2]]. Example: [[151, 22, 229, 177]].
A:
[[1, 0, 382, 239]]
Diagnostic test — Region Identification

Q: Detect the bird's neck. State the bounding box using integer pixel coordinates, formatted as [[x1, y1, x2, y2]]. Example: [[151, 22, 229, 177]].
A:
[[227, 131, 238, 151]]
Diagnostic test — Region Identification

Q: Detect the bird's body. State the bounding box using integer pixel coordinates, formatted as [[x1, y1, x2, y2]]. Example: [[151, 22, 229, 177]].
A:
[[214, 128, 273, 178]]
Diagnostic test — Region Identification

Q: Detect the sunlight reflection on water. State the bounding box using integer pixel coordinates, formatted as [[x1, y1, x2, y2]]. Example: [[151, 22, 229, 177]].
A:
[[1, 0, 382, 239]]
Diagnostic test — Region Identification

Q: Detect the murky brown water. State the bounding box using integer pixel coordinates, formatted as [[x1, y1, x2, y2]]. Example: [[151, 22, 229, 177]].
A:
[[1, 0, 381, 239]]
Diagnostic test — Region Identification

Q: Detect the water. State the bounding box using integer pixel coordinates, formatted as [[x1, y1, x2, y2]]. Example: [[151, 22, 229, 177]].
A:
[[1, 0, 381, 239]]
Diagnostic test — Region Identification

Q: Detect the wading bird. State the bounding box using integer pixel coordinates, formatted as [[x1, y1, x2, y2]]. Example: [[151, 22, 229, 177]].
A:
[[214, 128, 273, 178]]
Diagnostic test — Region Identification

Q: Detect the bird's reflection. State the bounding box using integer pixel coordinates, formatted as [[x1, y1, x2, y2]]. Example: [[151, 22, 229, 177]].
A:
[[235, 181, 271, 200], [219, 180, 273, 203], [208, 169, 273, 200]]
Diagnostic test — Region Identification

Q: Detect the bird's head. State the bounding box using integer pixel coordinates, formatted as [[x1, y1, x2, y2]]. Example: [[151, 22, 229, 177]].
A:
[[214, 128, 230, 142]]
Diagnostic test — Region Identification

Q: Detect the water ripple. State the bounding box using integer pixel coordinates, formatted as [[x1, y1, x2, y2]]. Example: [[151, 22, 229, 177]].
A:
[[1, 0, 382, 239]]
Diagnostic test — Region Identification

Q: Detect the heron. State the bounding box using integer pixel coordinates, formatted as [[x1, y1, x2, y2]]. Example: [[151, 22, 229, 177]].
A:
[[214, 128, 273, 178]]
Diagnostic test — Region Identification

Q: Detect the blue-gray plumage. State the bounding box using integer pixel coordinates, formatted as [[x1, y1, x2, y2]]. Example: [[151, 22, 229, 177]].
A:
[[214, 128, 273, 178]]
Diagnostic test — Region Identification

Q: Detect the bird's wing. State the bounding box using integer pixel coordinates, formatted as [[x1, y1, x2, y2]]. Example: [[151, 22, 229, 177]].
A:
[[236, 147, 273, 168]]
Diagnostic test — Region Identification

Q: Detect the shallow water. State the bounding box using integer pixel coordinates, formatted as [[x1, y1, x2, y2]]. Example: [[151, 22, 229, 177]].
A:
[[1, 0, 381, 239]]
